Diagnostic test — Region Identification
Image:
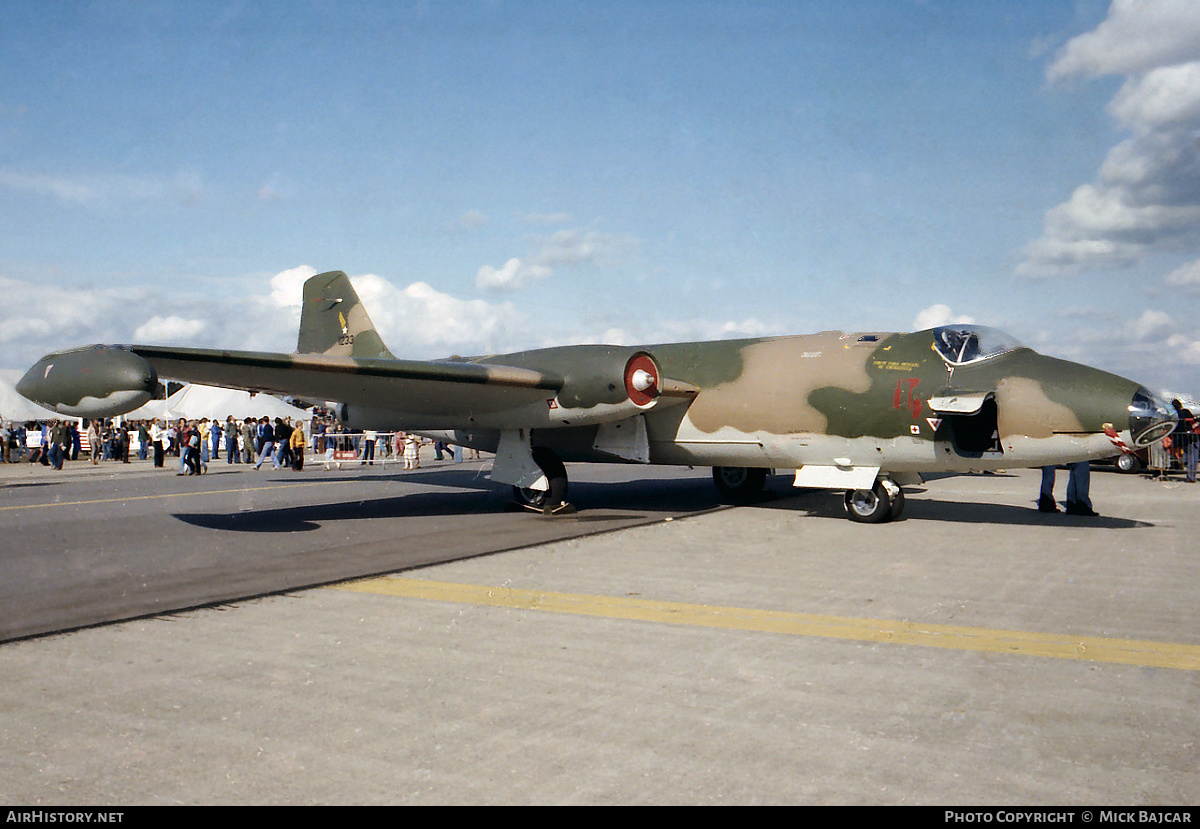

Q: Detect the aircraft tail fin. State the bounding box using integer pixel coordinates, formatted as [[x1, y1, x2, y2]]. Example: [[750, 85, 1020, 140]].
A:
[[298, 271, 396, 359]]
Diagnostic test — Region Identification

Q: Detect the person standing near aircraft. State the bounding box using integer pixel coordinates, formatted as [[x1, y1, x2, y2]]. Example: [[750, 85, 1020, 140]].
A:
[[1173, 400, 1199, 483], [198, 418, 210, 465], [273, 418, 293, 469], [1038, 462, 1097, 516], [363, 428, 377, 465], [118, 420, 131, 463], [222, 415, 235, 463], [181, 427, 203, 475], [86, 420, 101, 465], [240, 418, 255, 463], [208, 418, 221, 462], [289, 420, 306, 471], [150, 419, 165, 468], [404, 432, 421, 469], [254, 417, 277, 470], [48, 420, 67, 469], [176, 419, 191, 474]]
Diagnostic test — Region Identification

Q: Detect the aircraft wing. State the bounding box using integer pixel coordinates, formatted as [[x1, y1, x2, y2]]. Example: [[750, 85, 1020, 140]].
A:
[[16, 343, 562, 425], [17, 341, 696, 432], [132, 345, 565, 427]]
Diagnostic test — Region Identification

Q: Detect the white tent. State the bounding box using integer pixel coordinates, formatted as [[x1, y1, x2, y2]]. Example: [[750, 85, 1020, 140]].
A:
[[125, 384, 310, 422]]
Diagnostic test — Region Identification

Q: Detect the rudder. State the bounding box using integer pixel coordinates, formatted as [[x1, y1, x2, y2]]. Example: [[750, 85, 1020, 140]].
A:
[[297, 271, 395, 359]]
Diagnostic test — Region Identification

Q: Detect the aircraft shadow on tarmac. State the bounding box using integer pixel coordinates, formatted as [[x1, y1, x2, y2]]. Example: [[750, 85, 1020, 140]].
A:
[[172, 468, 1151, 532], [759, 487, 1151, 528], [172, 468, 729, 533], [0, 479, 69, 490]]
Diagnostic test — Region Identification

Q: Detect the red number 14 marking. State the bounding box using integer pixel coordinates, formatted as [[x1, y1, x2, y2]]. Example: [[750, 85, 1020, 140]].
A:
[[894, 378, 922, 419]]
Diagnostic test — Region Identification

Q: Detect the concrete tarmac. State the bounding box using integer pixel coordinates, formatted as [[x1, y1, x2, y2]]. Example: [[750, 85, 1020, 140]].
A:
[[1, 455, 1198, 805], [0, 454, 724, 642]]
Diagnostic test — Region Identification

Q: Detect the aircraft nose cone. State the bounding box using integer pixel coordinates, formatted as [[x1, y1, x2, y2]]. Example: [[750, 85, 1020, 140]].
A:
[[1128, 387, 1177, 447]]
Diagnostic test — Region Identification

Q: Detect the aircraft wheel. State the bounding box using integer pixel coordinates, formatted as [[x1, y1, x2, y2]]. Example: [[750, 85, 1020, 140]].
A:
[[1116, 452, 1141, 474], [712, 466, 767, 503], [512, 448, 568, 508], [844, 481, 893, 523], [886, 486, 905, 520]]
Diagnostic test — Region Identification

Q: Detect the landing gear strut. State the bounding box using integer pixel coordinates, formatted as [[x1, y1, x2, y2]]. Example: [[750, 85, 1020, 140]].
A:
[[512, 448, 573, 514]]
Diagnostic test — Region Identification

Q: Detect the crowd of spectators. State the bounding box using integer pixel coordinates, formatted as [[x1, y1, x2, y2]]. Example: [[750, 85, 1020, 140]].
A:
[[0, 413, 478, 471]]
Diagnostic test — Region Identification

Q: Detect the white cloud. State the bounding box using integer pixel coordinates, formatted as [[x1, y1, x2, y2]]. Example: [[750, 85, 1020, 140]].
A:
[[134, 315, 207, 342], [654, 317, 778, 343], [0, 170, 102, 204], [308, 272, 528, 356], [1019, 1, 1200, 279], [1046, 0, 1200, 81], [1165, 333, 1200, 365], [1018, 178, 1200, 276], [561, 315, 784, 349], [522, 212, 573, 225], [1108, 62, 1200, 132], [0, 167, 205, 206], [913, 304, 975, 330], [476, 227, 640, 293], [0, 266, 534, 369], [269, 265, 318, 308], [1165, 258, 1200, 287], [534, 229, 638, 269], [454, 209, 490, 231], [1129, 309, 1174, 341], [475, 257, 552, 292]]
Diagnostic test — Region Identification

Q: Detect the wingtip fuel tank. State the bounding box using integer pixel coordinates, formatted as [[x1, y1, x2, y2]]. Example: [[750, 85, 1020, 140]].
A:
[[16, 345, 158, 418]]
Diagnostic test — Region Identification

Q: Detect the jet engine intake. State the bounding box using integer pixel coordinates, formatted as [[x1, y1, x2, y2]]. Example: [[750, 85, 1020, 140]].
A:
[[624, 352, 661, 408]]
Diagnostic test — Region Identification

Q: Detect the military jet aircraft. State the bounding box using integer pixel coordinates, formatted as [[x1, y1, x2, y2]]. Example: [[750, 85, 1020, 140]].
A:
[[17, 270, 1178, 522]]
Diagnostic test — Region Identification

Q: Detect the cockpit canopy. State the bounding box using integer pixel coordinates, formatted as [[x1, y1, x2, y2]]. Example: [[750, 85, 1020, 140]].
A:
[[931, 325, 1024, 366]]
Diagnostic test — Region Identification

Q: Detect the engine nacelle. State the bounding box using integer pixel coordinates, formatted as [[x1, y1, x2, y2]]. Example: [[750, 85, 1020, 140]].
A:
[[539, 350, 666, 427], [333, 350, 677, 432]]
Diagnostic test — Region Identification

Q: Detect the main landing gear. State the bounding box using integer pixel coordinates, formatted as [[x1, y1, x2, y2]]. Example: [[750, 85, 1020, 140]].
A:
[[712, 466, 767, 503], [511, 448, 575, 515]]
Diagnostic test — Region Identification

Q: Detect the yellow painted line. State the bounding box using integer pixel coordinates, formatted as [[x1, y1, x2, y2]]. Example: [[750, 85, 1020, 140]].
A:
[[333, 577, 1200, 671], [0, 478, 355, 511]]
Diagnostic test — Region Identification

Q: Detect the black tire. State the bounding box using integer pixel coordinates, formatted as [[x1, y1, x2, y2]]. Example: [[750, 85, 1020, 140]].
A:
[[712, 466, 767, 503], [1116, 452, 1141, 474], [886, 486, 905, 520], [844, 481, 893, 523], [512, 448, 568, 508]]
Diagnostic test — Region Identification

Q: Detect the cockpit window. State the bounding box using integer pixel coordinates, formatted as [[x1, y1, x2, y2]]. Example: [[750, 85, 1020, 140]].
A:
[[931, 325, 1024, 366]]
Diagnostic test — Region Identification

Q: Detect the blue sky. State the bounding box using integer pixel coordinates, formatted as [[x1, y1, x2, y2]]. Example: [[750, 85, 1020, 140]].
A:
[[2, 0, 1199, 395]]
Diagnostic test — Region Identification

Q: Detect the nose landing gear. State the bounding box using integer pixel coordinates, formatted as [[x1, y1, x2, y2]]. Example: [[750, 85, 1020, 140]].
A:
[[844, 478, 905, 523]]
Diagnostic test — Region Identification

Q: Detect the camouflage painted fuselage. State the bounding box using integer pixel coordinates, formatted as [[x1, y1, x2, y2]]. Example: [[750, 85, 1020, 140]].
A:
[[16, 271, 1176, 504], [433, 330, 1155, 482]]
